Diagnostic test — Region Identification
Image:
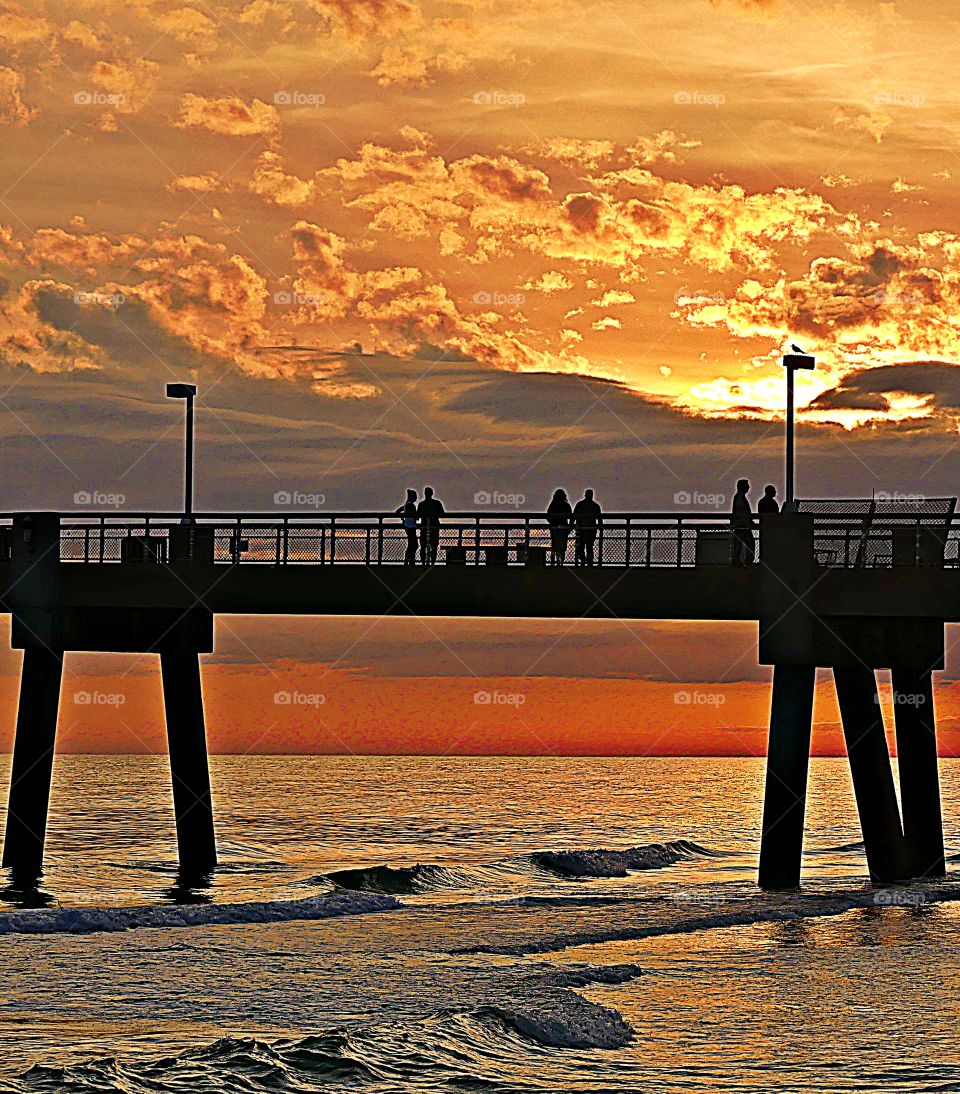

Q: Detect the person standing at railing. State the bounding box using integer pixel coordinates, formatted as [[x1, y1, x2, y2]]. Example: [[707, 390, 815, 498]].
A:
[[731, 478, 755, 565], [546, 489, 573, 565], [758, 484, 780, 515], [573, 489, 602, 566], [417, 487, 445, 565], [395, 489, 418, 565]]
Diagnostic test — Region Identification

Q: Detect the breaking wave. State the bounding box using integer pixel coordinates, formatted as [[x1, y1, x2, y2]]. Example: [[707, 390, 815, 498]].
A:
[[9, 981, 643, 1092], [317, 840, 722, 895], [0, 890, 398, 937]]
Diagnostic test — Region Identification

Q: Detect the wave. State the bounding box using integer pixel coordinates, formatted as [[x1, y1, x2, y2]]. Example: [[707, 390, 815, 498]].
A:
[[318, 840, 721, 895], [322, 862, 476, 894], [453, 878, 960, 955], [530, 840, 718, 879], [0, 890, 398, 937], [9, 970, 644, 1092]]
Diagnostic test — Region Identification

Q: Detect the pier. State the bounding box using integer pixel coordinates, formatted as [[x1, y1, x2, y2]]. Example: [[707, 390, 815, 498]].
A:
[[0, 500, 957, 889]]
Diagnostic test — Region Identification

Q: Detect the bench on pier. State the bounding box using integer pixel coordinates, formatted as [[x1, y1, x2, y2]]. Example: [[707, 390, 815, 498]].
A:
[[797, 497, 957, 568]]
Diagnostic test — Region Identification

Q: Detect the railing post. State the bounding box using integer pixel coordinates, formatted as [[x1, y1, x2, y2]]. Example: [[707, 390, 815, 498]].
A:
[[475, 516, 481, 565], [677, 518, 682, 567], [625, 518, 631, 567], [365, 524, 371, 565], [330, 517, 336, 564], [283, 517, 289, 565], [99, 515, 105, 563], [377, 515, 384, 565]]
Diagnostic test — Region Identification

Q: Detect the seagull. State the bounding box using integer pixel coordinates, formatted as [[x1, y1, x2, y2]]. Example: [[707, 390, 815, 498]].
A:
[[790, 342, 806, 354]]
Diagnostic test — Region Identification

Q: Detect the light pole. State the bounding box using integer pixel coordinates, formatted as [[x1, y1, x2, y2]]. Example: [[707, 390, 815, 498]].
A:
[[780, 347, 815, 512], [166, 383, 197, 519]]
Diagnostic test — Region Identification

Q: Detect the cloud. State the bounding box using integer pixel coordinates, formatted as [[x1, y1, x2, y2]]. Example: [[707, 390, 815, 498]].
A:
[[249, 151, 314, 206], [677, 238, 960, 381], [832, 106, 893, 144], [0, 64, 31, 124], [174, 93, 279, 136], [809, 362, 960, 415], [306, 0, 421, 39], [168, 173, 229, 194], [90, 58, 159, 114]]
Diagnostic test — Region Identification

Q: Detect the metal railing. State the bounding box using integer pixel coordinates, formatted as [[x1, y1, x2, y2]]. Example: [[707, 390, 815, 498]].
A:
[[0, 509, 954, 569]]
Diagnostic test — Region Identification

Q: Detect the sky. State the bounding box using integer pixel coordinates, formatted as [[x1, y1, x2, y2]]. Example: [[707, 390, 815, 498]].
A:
[[2, 0, 960, 754]]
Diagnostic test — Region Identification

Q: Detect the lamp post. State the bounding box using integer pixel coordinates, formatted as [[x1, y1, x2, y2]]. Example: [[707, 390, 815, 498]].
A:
[[780, 348, 815, 512], [166, 383, 197, 519]]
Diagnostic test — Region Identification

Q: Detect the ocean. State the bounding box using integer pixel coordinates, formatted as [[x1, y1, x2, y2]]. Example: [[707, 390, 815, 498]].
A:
[[0, 754, 957, 1092]]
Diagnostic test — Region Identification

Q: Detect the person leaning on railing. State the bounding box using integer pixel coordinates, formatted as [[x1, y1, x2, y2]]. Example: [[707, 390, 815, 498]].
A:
[[546, 489, 573, 565], [416, 487, 445, 565], [731, 478, 755, 566], [573, 489, 602, 566], [395, 489, 418, 565]]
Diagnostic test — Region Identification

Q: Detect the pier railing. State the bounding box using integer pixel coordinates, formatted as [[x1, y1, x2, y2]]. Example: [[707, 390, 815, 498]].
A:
[[0, 507, 951, 569]]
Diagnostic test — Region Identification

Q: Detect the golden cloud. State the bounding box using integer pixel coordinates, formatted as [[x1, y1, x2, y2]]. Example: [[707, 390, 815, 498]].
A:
[[175, 93, 279, 136]]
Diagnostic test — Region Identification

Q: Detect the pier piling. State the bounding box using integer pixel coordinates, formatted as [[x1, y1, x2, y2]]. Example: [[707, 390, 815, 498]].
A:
[[758, 663, 816, 890], [891, 668, 945, 878], [2, 646, 64, 879], [160, 650, 217, 874], [834, 665, 911, 883]]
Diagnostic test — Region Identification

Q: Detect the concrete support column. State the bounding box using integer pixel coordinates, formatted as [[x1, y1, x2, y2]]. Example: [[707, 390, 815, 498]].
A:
[[834, 665, 910, 883], [160, 651, 217, 875], [2, 647, 64, 879], [891, 668, 945, 878], [758, 663, 816, 890]]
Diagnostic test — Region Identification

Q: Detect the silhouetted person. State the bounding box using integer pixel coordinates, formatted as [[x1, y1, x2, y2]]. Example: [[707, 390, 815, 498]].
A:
[[573, 489, 602, 566], [731, 478, 754, 565], [758, 484, 780, 515], [417, 487, 444, 565], [547, 489, 573, 565], [395, 489, 418, 565]]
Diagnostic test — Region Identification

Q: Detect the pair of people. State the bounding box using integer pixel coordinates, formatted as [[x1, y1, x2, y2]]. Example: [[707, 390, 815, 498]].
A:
[[547, 489, 603, 566], [731, 480, 780, 566], [395, 487, 445, 565]]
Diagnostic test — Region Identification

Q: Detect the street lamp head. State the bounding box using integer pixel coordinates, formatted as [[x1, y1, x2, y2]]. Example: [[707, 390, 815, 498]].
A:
[[166, 382, 196, 399], [782, 351, 815, 371]]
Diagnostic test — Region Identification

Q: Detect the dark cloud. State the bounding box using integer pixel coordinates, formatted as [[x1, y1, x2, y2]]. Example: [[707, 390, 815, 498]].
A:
[[810, 361, 960, 413]]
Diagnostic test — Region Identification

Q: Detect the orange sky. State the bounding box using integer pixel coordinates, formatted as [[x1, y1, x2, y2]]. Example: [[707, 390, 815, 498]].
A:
[[3, 0, 960, 753]]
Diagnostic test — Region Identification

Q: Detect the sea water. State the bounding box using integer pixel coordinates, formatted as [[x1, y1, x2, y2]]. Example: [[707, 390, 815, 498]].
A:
[[0, 755, 956, 1092]]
